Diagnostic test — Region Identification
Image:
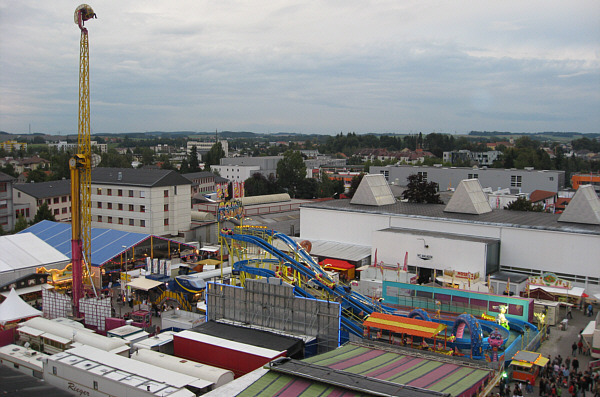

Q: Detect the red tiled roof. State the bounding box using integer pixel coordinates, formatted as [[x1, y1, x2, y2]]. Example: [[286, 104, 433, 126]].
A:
[[529, 190, 556, 203]]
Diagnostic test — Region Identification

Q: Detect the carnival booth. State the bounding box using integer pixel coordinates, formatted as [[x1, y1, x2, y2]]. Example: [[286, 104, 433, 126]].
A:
[[509, 350, 549, 386]]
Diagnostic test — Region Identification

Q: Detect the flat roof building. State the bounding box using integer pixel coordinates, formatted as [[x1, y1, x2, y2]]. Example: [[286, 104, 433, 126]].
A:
[[370, 164, 565, 194]]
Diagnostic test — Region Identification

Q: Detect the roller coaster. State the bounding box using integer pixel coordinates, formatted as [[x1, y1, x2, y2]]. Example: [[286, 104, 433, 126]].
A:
[[219, 226, 395, 337], [218, 226, 538, 359]]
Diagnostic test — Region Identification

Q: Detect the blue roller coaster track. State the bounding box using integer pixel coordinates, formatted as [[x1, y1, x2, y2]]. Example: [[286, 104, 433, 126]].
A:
[[222, 229, 395, 337]]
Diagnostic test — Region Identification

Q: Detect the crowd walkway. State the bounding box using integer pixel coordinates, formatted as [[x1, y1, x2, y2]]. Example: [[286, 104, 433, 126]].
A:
[[494, 302, 599, 396]]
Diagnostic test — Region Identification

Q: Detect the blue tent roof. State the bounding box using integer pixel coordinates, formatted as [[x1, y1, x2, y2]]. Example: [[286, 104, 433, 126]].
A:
[[20, 220, 151, 267]]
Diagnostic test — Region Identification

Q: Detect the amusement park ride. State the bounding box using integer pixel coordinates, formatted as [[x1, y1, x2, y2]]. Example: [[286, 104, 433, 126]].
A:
[[70, 4, 98, 317]]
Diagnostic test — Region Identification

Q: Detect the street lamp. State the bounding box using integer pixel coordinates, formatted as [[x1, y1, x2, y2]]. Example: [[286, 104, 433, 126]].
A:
[[122, 245, 128, 301]]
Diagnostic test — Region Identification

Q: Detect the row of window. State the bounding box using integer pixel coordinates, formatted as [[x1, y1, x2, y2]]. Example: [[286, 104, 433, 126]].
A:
[[96, 216, 169, 227], [96, 188, 172, 197], [96, 188, 147, 198], [95, 203, 170, 212], [35, 196, 70, 206]]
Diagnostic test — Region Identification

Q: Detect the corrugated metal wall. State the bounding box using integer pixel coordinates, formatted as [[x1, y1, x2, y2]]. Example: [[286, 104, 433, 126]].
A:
[[206, 279, 340, 353]]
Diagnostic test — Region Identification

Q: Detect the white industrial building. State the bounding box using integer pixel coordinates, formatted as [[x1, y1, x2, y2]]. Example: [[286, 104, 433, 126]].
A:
[[210, 164, 260, 182], [300, 175, 600, 295], [91, 168, 192, 237]]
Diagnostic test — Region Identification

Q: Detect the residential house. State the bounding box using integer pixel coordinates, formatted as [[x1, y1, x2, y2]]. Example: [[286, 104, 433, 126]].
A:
[[13, 179, 72, 222], [529, 190, 558, 212], [0, 172, 15, 231]]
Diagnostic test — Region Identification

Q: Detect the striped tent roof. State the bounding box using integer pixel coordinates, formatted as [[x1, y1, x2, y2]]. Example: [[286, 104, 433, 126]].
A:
[[363, 312, 447, 338], [238, 343, 492, 397]]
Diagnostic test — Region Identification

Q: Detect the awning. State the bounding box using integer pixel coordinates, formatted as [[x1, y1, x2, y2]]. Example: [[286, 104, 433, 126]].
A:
[[532, 285, 586, 297], [127, 277, 164, 291], [363, 312, 446, 338], [536, 357, 550, 367], [195, 259, 222, 266], [200, 245, 220, 253], [0, 283, 54, 298], [510, 360, 533, 368], [320, 259, 354, 270]]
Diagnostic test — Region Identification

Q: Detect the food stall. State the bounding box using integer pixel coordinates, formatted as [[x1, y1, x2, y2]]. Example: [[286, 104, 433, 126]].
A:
[[509, 350, 549, 386]]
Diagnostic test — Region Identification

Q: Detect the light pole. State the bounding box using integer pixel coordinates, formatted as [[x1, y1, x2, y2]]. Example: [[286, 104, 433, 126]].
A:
[[122, 245, 128, 302]]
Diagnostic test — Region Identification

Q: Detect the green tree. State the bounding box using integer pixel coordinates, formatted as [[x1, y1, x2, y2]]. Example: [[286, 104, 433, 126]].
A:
[[188, 146, 200, 172], [244, 173, 270, 196], [276, 150, 306, 198], [204, 142, 225, 171], [401, 173, 443, 204], [347, 173, 365, 198], [32, 202, 56, 224], [26, 168, 48, 183], [99, 149, 132, 168], [13, 215, 29, 233], [505, 196, 543, 212]]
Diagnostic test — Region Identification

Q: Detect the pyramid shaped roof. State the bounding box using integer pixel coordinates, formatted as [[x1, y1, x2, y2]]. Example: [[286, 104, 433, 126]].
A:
[[444, 179, 492, 215], [558, 185, 600, 225], [350, 174, 396, 206], [0, 288, 42, 325]]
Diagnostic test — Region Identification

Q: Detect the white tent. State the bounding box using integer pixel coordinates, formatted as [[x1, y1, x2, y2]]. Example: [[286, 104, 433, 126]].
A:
[[0, 288, 42, 325]]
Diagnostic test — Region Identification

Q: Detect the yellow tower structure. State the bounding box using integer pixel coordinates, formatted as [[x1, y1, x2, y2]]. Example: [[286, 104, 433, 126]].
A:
[[70, 4, 96, 317]]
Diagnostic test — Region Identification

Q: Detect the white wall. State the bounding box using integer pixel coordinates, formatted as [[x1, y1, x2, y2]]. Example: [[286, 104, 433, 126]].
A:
[[300, 205, 600, 292], [372, 229, 487, 275]]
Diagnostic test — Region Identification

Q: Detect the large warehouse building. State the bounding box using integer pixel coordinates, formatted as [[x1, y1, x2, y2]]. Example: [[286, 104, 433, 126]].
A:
[[299, 175, 600, 295]]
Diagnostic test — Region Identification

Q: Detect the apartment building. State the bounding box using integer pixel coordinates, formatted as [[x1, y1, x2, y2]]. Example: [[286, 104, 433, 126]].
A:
[[91, 168, 192, 236]]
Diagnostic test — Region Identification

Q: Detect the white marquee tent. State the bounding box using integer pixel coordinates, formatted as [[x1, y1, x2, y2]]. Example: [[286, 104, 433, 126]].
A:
[[0, 232, 69, 285], [0, 288, 42, 325]]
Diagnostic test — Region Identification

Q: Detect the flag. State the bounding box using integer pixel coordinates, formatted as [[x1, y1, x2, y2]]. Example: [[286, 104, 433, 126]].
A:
[[403, 251, 408, 272], [373, 249, 378, 268], [433, 268, 437, 284], [505, 277, 510, 295]]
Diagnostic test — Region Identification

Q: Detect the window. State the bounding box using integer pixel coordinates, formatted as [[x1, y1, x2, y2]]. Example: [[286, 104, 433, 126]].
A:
[[46, 199, 51, 205], [164, 218, 169, 226], [62, 196, 67, 202], [54, 209, 59, 215], [174, 186, 177, 195], [164, 189, 169, 197], [140, 205, 145, 213], [129, 190, 134, 197], [107, 202, 112, 209], [93, 381, 98, 390], [129, 219, 134, 226], [97, 202, 102, 209], [164, 204, 169, 212], [118, 217, 123, 225], [417, 171, 428, 182], [140, 219, 145, 227], [549, 177, 554, 181], [62, 207, 67, 213], [53, 366, 57, 375], [0, 183, 6, 192], [129, 204, 134, 211], [468, 173, 479, 179], [118, 189, 123, 196], [53, 197, 59, 204], [97, 215, 102, 222], [118, 203, 123, 211], [510, 175, 522, 187], [107, 189, 112, 196], [107, 216, 112, 223], [96, 188, 102, 195], [140, 191, 145, 198]]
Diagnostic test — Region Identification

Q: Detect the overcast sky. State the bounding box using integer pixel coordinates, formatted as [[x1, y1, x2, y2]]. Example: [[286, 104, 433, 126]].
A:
[[1, 1, 599, 136]]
